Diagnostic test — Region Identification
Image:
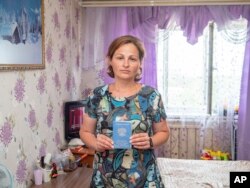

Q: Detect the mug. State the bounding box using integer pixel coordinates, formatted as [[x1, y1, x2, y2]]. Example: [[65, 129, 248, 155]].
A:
[[43, 168, 52, 183]]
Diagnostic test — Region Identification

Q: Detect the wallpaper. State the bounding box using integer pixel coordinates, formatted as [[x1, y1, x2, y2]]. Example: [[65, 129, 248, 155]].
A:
[[0, 0, 100, 187]]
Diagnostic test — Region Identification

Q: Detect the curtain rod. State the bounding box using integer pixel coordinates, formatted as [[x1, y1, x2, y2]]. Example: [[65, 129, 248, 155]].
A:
[[78, 0, 250, 7]]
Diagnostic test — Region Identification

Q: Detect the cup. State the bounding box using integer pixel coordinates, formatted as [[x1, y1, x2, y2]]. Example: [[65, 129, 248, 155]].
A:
[[34, 169, 43, 185], [43, 168, 52, 183]]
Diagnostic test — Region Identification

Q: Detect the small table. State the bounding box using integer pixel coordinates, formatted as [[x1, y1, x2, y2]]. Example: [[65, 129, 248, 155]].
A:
[[31, 166, 93, 188]]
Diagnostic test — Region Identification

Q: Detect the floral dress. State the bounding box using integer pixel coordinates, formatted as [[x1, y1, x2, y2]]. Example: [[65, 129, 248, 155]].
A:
[[85, 84, 166, 188]]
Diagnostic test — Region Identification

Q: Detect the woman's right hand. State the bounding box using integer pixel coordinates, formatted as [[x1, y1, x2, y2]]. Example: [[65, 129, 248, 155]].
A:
[[95, 134, 114, 152]]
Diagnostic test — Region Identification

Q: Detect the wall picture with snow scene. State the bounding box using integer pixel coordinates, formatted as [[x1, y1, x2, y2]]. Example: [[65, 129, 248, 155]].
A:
[[0, 0, 44, 70]]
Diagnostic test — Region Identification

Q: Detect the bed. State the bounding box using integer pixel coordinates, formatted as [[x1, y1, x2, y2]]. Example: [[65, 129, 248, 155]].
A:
[[157, 158, 250, 188]]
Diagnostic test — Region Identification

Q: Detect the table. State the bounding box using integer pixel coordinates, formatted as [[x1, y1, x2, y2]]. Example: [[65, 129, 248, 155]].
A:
[[31, 166, 93, 188]]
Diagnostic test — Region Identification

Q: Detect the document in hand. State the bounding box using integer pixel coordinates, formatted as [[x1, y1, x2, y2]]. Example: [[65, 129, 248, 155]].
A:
[[113, 121, 132, 149]]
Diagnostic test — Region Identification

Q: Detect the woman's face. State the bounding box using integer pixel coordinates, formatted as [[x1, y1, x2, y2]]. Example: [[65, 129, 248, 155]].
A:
[[110, 43, 141, 81], [121, 150, 133, 169]]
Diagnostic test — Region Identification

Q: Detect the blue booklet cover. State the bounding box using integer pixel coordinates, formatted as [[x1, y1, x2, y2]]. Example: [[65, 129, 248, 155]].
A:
[[113, 121, 132, 149]]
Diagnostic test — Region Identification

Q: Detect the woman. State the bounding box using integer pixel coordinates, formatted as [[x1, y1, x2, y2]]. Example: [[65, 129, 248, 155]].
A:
[[80, 35, 170, 188]]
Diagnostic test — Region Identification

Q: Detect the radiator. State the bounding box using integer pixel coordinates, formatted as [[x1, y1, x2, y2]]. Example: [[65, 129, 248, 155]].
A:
[[157, 117, 233, 160]]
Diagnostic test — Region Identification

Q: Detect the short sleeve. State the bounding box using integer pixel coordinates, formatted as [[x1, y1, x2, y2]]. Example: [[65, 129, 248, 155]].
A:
[[84, 85, 108, 119], [84, 91, 98, 119], [151, 91, 167, 123]]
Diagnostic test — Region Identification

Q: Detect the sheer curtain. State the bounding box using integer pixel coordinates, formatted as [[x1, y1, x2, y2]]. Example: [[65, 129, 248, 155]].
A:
[[80, 5, 250, 159]]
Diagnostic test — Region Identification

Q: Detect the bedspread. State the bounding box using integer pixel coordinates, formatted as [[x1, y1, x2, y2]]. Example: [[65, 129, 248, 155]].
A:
[[157, 158, 250, 188]]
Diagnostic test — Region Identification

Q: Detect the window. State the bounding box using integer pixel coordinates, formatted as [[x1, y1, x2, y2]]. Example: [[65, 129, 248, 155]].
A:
[[157, 19, 247, 116]]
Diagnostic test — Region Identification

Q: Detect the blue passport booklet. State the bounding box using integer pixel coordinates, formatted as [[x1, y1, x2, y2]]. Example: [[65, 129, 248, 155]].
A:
[[113, 121, 132, 149]]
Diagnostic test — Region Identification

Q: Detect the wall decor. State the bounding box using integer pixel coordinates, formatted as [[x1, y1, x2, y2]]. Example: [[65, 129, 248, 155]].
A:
[[0, 0, 44, 70]]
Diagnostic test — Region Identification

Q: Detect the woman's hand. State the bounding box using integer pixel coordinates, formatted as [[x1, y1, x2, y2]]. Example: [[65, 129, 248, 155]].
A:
[[130, 133, 151, 150], [95, 134, 114, 152]]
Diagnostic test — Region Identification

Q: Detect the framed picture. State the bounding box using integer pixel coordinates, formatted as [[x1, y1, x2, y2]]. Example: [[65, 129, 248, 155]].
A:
[[0, 0, 45, 70]]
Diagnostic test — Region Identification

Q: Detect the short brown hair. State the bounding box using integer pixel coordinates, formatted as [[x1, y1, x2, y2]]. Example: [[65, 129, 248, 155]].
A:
[[106, 35, 145, 82]]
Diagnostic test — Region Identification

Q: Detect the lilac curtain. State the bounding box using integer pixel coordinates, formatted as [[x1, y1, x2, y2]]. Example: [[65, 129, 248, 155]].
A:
[[127, 6, 247, 44], [238, 22, 250, 160], [82, 6, 250, 159]]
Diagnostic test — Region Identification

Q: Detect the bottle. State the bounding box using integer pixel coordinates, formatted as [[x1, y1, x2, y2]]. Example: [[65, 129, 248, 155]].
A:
[[223, 104, 227, 117]]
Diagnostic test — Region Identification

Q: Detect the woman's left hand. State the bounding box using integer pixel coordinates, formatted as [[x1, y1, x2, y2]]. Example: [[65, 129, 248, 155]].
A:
[[130, 133, 151, 149]]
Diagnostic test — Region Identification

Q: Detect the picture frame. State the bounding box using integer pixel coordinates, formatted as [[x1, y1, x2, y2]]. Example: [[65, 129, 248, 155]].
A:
[[0, 0, 45, 71]]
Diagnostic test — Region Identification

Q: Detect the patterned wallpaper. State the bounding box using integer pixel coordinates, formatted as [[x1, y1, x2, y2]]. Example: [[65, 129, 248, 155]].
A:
[[0, 0, 103, 187]]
